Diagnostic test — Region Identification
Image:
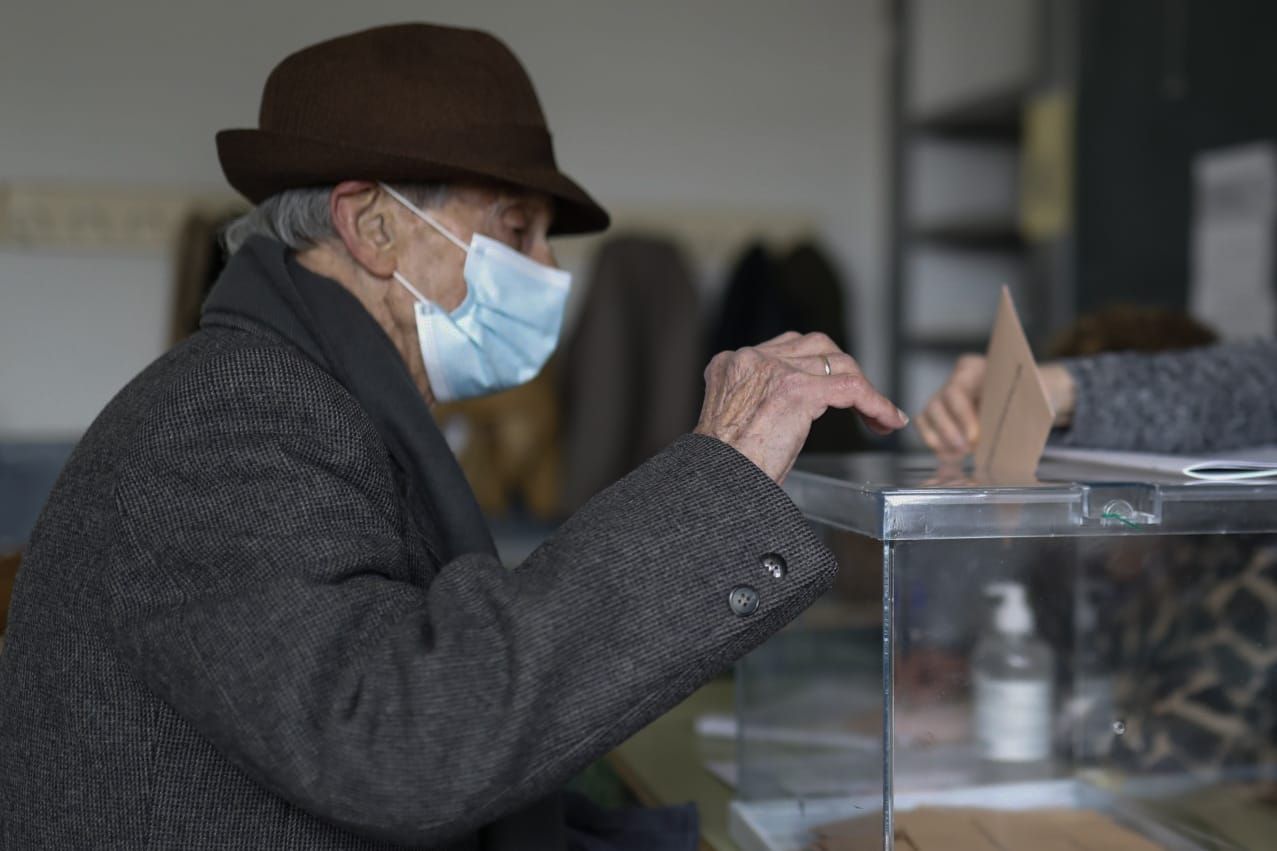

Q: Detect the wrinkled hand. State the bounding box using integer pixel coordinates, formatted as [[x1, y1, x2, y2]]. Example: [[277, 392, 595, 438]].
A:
[[694, 332, 908, 483], [917, 354, 1077, 457]]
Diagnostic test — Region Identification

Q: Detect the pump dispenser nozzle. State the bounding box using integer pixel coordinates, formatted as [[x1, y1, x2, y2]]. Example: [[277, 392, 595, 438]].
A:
[[985, 581, 1034, 635], [975, 580, 1053, 769]]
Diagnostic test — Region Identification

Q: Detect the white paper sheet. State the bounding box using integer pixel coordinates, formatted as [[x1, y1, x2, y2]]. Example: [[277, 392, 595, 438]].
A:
[[1042, 445, 1277, 481], [1190, 142, 1277, 340]]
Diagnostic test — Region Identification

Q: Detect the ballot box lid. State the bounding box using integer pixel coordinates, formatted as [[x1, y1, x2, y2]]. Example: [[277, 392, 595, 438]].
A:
[[784, 453, 1277, 541]]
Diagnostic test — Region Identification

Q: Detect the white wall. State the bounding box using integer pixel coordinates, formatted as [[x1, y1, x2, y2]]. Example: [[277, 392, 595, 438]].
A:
[[0, 0, 892, 436], [910, 0, 1038, 115]]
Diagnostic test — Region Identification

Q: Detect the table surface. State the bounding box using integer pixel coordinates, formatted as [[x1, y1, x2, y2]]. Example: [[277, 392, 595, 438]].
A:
[[607, 678, 740, 851]]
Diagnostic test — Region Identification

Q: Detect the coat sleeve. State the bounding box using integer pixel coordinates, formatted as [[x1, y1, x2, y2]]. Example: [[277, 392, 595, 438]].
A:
[[106, 347, 838, 846], [1051, 339, 1277, 453]]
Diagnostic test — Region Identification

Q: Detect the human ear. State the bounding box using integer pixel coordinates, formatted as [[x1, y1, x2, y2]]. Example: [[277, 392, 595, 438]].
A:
[[329, 181, 398, 278]]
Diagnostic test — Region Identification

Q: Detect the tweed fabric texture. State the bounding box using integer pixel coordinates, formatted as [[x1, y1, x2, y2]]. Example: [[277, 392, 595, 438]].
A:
[[1053, 340, 1277, 453], [202, 239, 500, 564], [0, 305, 837, 845]]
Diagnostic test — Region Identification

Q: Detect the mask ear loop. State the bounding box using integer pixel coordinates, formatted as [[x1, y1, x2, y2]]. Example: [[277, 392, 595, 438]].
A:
[[380, 182, 471, 252], [381, 183, 472, 308], [391, 271, 431, 304]]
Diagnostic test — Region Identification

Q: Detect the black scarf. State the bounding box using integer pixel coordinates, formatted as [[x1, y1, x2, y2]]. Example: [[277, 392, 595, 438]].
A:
[[201, 236, 496, 563]]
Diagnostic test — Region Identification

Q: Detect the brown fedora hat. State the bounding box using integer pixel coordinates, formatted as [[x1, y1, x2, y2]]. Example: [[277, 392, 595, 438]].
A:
[[217, 23, 610, 236]]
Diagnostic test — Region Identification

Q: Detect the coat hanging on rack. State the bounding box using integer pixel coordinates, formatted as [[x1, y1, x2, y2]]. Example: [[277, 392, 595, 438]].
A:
[[711, 239, 870, 453], [560, 235, 703, 513], [778, 241, 870, 453]]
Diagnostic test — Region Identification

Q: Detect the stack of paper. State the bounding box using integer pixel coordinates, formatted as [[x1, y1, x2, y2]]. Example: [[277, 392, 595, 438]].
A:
[[1042, 446, 1277, 482]]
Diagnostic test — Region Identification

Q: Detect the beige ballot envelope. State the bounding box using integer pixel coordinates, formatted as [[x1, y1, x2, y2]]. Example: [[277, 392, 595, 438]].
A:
[[973, 287, 1055, 475]]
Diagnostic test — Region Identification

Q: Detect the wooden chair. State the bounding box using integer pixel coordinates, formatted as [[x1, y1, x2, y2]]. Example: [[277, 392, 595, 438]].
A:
[[0, 550, 21, 636]]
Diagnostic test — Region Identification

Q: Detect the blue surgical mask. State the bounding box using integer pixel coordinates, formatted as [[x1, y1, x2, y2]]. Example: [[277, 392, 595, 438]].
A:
[[381, 183, 571, 403]]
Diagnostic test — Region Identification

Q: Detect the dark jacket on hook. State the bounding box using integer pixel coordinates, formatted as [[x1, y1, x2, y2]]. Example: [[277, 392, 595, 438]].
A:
[[712, 240, 869, 453], [561, 235, 703, 512]]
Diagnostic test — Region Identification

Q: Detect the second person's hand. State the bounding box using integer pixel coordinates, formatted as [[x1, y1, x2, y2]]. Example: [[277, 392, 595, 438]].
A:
[[916, 355, 1078, 457], [916, 355, 986, 458]]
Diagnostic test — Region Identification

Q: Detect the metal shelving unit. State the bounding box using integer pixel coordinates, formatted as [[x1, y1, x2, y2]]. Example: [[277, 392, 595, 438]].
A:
[[887, 0, 1047, 425]]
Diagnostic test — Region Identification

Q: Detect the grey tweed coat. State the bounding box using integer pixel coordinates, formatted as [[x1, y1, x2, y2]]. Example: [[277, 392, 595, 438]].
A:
[[0, 245, 837, 848]]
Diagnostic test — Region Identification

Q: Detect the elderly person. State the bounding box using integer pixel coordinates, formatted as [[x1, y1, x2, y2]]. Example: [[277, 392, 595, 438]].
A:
[[0, 23, 907, 850]]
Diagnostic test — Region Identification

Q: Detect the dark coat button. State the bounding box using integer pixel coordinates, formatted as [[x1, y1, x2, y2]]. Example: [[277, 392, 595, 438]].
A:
[[729, 585, 760, 616], [761, 553, 787, 579]]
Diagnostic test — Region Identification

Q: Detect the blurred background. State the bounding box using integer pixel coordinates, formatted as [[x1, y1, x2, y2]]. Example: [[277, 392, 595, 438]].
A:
[[2, 0, 1276, 566]]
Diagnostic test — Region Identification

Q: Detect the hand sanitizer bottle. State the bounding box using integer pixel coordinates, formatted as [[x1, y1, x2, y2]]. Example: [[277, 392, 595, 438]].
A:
[[973, 582, 1055, 776]]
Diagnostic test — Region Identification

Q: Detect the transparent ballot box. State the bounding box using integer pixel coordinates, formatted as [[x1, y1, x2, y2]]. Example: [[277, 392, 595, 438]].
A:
[[730, 455, 1277, 851]]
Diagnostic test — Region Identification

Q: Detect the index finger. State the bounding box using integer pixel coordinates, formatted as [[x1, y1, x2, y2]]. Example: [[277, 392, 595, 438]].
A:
[[942, 386, 981, 446], [808, 372, 908, 434]]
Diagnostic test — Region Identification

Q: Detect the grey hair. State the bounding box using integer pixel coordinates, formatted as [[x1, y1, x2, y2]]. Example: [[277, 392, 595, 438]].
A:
[[221, 183, 450, 255]]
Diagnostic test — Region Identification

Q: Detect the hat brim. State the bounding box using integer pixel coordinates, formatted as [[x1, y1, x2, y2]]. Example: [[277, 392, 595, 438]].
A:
[[217, 129, 610, 237]]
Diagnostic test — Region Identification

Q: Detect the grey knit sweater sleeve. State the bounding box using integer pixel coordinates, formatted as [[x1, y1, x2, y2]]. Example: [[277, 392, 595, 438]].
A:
[[1051, 339, 1277, 453]]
